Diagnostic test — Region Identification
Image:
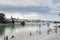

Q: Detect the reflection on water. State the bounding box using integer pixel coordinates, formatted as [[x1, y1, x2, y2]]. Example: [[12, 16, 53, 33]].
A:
[[0, 23, 58, 40], [0, 25, 15, 40], [0, 25, 5, 35]]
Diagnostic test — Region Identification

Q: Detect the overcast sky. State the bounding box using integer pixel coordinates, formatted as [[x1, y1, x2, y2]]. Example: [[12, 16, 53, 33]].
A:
[[0, 0, 60, 21]]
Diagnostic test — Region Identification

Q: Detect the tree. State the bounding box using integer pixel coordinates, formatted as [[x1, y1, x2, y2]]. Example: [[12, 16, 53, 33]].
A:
[[0, 13, 6, 23], [21, 21, 25, 26]]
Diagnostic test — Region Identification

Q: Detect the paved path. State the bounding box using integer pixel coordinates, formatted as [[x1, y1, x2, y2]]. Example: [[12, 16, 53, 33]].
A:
[[8, 28, 60, 40]]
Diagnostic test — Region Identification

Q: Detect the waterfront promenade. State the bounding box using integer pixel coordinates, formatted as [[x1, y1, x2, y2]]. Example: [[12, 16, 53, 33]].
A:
[[9, 28, 60, 40], [0, 24, 60, 40]]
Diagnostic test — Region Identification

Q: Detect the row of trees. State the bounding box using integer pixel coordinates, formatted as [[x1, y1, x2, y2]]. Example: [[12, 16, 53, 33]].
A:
[[0, 13, 25, 26], [0, 13, 15, 24]]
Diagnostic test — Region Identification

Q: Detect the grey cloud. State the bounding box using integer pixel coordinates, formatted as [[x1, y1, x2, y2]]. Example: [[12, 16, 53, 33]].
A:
[[0, 5, 50, 13], [53, 0, 60, 4]]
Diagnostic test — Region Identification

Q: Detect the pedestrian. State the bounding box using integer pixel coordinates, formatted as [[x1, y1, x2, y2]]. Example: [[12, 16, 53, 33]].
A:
[[39, 24, 41, 34], [47, 29, 50, 34], [30, 32, 32, 36], [11, 35, 14, 38], [55, 29, 57, 33], [39, 31, 41, 34], [47, 23, 50, 27], [54, 26, 57, 33], [36, 30, 38, 33], [47, 27, 51, 34], [5, 36, 8, 40]]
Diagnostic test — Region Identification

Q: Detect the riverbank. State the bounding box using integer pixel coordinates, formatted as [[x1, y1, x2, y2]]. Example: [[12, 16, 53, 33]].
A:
[[0, 23, 60, 40], [3, 23, 59, 40], [11, 27, 60, 40]]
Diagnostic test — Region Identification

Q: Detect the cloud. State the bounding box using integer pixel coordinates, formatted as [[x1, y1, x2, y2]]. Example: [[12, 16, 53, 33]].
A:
[[0, 0, 40, 6], [0, 5, 50, 13], [5, 12, 24, 19], [49, 3, 60, 14], [0, 0, 54, 14], [0, 0, 53, 7], [5, 12, 60, 21], [53, 0, 60, 4], [0, 0, 60, 21]]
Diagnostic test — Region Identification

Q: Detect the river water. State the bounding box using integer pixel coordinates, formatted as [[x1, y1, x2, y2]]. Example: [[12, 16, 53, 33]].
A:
[[0, 23, 58, 40]]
